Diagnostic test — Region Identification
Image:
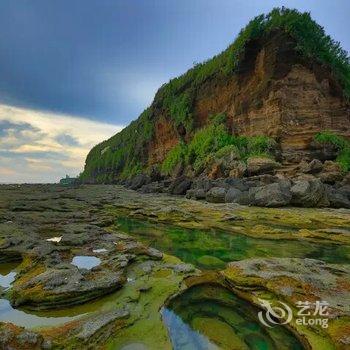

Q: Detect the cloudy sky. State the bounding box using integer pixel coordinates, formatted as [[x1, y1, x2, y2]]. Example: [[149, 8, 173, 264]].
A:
[[0, 0, 349, 183]]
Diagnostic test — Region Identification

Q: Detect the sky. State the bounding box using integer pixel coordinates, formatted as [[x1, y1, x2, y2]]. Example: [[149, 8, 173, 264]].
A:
[[0, 0, 349, 183]]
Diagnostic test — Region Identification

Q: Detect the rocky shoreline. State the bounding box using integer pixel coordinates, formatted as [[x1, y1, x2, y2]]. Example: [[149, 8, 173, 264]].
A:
[[0, 184, 349, 349], [121, 158, 350, 209]]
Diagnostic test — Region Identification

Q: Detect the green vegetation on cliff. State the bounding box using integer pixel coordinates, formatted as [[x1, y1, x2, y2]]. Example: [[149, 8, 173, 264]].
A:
[[315, 131, 350, 171], [161, 117, 276, 175], [81, 8, 350, 182]]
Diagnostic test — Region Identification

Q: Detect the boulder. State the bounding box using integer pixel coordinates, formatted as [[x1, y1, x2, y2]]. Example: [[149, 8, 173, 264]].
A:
[[341, 173, 350, 186], [225, 188, 243, 203], [169, 176, 192, 195], [139, 182, 165, 193], [208, 162, 224, 179], [235, 191, 251, 205], [206, 187, 227, 203], [299, 159, 323, 174], [291, 179, 329, 207], [228, 161, 247, 178], [326, 187, 350, 208], [246, 157, 280, 176], [249, 182, 292, 207], [225, 178, 248, 192], [338, 185, 350, 198], [186, 189, 206, 200], [243, 174, 278, 187], [211, 178, 231, 189], [147, 166, 162, 182], [129, 174, 151, 190], [317, 161, 343, 184], [192, 178, 213, 192]]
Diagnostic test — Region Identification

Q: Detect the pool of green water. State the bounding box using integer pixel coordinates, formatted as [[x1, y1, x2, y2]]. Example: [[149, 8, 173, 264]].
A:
[[162, 284, 304, 350], [116, 217, 350, 270]]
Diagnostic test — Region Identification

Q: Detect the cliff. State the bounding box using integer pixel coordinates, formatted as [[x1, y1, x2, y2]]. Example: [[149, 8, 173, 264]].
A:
[[81, 8, 350, 183]]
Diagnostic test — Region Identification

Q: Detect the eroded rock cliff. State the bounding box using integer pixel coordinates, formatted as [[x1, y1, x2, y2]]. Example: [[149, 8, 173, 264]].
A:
[[81, 8, 350, 183]]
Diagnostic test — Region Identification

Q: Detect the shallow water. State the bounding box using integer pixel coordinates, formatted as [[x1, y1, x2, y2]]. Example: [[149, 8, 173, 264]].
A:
[[0, 262, 19, 288], [0, 262, 135, 329], [162, 284, 304, 350], [72, 255, 101, 270], [116, 217, 350, 270], [0, 299, 80, 328], [0, 261, 84, 328]]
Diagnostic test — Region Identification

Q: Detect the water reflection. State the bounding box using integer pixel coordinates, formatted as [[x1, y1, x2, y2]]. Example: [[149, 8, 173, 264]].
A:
[[0, 299, 81, 328], [162, 284, 304, 350], [72, 256, 101, 270], [117, 217, 350, 270], [0, 262, 19, 289]]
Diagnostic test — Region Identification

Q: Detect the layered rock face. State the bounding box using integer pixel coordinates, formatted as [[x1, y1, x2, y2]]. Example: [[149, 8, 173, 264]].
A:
[[148, 31, 349, 165], [81, 10, 350, 184]]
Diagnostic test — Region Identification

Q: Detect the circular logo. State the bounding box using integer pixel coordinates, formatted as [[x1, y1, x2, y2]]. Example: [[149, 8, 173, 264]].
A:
[[258, 298, 293, 328]]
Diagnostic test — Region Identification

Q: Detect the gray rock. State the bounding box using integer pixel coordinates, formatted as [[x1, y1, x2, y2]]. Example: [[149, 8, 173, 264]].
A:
[[341, 173, 350, 186], [225, 178, 248, 191], [247, 157, 281, 176], [129, 174, 151, 190], [326, 187, 350, 208], [225, 188, 243, 203], [12, 266, 125, 308], [191, 178, 213, 192], [172, 263, 195, 273], [169, 177, 192, 195], [147, 247, 163, 259], [41, 340, 52, 349], [16, 331, 39, 345], [235, 191, 251, 205], [291, 179, 329, 207], [338, 185, 350, 199], [185, 188, 206, 200], [211, 178, 231, 190], [317, 160, 343, 184], [0, 327, 15, 344], [249, 182, 292, 207], [206, 187, 226, 203], [76, 309, 129, 340], [299, 159, 323, 174]]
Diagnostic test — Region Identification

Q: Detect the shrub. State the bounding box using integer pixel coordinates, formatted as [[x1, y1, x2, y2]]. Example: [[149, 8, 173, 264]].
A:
[[161, 142, 188, 175], [247, 136, 277, 157], [314, 131, 350, 171], [186, 123, 234, 171], [336, 149, 350, 172], [164, 92, 193, 132], [161, 115, 277, 175], [214, 144, 240, 159]]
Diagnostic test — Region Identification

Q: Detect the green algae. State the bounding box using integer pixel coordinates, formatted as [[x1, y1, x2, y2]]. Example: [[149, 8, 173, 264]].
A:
[[115, 217, 350, 270], [162, 284, 304, 350], [1, 185, 348, 349]]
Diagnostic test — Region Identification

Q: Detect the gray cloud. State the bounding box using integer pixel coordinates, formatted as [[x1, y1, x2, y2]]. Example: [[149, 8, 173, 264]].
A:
[[0, 104, 122, 183], [0, 150, 69, 161], [55, 133, 80, 147], [0, 120, 39, 137], [0, 119, 45, 152]]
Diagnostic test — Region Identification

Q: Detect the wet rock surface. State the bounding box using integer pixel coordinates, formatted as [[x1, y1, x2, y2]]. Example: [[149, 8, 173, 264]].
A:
[[222, 258, 350, 349], [0, 184, 349, 349]]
